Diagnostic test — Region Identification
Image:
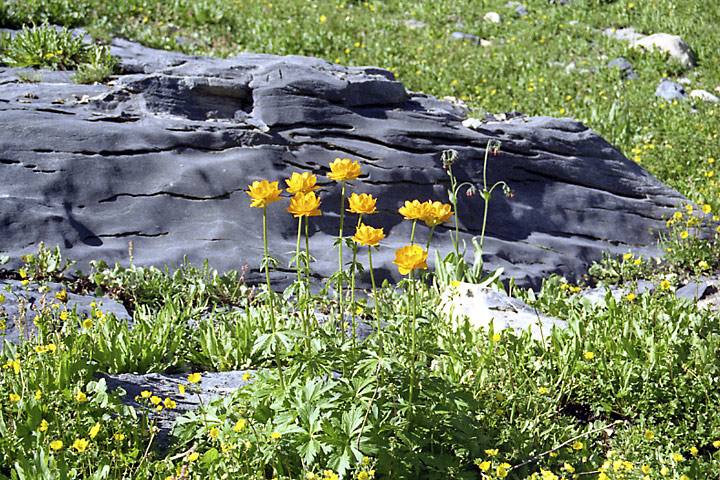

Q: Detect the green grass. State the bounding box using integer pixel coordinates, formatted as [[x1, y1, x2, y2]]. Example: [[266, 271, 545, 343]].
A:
[[2, 1, 720, 479]]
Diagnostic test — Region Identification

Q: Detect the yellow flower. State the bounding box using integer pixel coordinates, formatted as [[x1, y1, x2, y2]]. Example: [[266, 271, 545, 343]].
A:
[[660, 466, 669, 475], [287, 191, 322, 217], [73, 438, 89, 452], [270, 431, 281, 440], [398, 199, 426, 220], [75, 392, 87, 402], [247, 180, 282, 207], [141, 390, 152, 399], [89, 423, 100, 439], [82, 318, 93, 329], [626, 293, 636, 301], [690, 446, 698, 455], [59, 311, 68, 321], [634, 258, 642, 265], [660, 280, 671, 290], [242, 372, 252, 382], [623, 253, 632, 260], [393, 245, 428, 275], [713, 440, 720, 448], [496, 463, 510, 478], [188, 373, 202, 384], [50, 440, 63, 451], [358, 472, 369, 480], [644, 429, 654, 440], [209, 427, 220, 438], [352, 224, 386, 246], [562, 463, 575, 473], [40, 419, 49, 432], [572, 441, 584, 450], [699, 260, 710, 270], [233, 419, 246, 432], [347, 193, 378, 214], [55, 290, 67, 303], [703, 204, 712, 214], [188, 452, 199, 462], [673, 211, 683, 219], [492, 333, 501, 342], [286, 172, 319, 194], [584, 351, 594, 360], [672, 452, 683, 462], [680, 230, 689, 239], [641, 464, 651, 474], [164, 397, 176, 409], [35, 390, 42, 400], [422, 201, 453, 227], [178, 384, 186, 395], [150, 396, 161, 405], [114, 433, 125, 442], [538, 386, 547, 394], [19, 269, 27, 279], [328, 158, 362, 181]]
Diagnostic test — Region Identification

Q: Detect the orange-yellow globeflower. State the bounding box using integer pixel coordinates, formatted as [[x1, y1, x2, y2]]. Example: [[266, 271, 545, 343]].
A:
[[422, 201, 453, 227], [285, 172, 319, 194], [347, 193, 377, 215], [393, 245, 428, 275], [398, 199, 426, 220], [287, 192, 322, 217], [352, 224, 385, 246], [328, 158, 362, 181], [247, 180, 282, 207]]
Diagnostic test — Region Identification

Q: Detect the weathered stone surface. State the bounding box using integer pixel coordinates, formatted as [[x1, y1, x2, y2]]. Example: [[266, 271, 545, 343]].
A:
[[633, 33, 696, 69], [655, 80, 687, 101], [440, 282, 568, 340], [0, 279, 131, 346], [690, 89, 720, 103], [0, 35, 693, 290]]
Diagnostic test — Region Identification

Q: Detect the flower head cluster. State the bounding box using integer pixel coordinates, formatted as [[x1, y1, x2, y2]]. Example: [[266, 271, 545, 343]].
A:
[[247, 180, 282, 207], [398, 199, 453, 226], [353, 224, 385, 246], [393, 245, 428, 275], [287, 191, 322, 217], [328, 158, 362, 181], [286, 172, 319, 194], [347, 193, 377, 214]]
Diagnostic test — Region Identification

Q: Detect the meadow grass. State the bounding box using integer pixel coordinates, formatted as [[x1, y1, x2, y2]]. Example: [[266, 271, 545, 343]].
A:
[[2, 1, 720, 479]]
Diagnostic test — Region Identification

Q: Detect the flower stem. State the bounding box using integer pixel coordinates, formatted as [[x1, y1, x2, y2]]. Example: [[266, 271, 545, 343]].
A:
[[350, 215, 363, 349], [408, 270, 418, 407], [337, 180, 347, 337], [263, 206, 285, 390], [368, 245, 381, 352]]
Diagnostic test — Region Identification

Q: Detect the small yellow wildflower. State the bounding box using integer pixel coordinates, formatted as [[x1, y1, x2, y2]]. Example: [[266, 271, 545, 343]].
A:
[[485, 448, 499, 456], [40, 419, 49, 432], [496, 463, 510, 478], [114, 433, 125, 442], [584, 352, 594, 360], [492, 333, 501, 342], [164, 397, 176, 409], [270, 431, 281, 440], [35, 390, 42, 400], [73, 438, 89, 452], [89, 423, 100, 439], [141, 390, 152, 399], [188, 373, 201, 383], [328, 158, 362, 181], [478, 460, 491, 471], [713, 440, 720, 448], [626, 293, 636, 301], [188, 452, 199, 462], [680, 230, 689, 239], [209, 427, 220, 438], [393, 245, 428, 275], [50, 440, 63, 451], [233, 419, 246, 432], [690, 446, 698, 455], [672, 452, 683, 462], [82, 318, 93, 329], [75, 392, 87, 402], [242, 371, 252, 382], [572, 441, 584, 450], [247, 180, 282, 208], [178, 384, 186, 394], [660, 280, 671, 290]]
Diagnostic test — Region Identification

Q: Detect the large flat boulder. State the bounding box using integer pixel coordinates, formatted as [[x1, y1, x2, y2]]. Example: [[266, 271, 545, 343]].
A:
[[0, 36, 690, 289]]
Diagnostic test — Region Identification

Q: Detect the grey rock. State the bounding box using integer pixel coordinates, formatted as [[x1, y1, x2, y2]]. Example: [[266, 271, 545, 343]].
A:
[[403, 19, 427, 29], [608, 57, 638, 80], [690, 89, 720, 103], [581, 280, 655, 305], [0, 35, 691, 291], [451, 31, 482, 44], [100, 370, 255, 451], [506, 2, 528, 16], [655, 80, 686, 101], [0, 279, 131, 346], [440, 283, 568, 340], [676, 280, 709, 301], [603, 27, 646, 43], [633, 33, 695, 69]]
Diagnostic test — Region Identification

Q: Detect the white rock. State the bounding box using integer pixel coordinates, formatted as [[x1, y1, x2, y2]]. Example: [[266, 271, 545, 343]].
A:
[[462, 118, 483, 129], [633, 33, 696, 68], [690, 89, 720, 103], [484, 11, 503, 24], [603, 27, 646, 43], [677, 78, 692, 85], [439, 282, 569, 341]]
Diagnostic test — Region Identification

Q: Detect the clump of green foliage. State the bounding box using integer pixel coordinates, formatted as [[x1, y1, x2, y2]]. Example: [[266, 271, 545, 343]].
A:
[[0, 23, 115, 83]]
